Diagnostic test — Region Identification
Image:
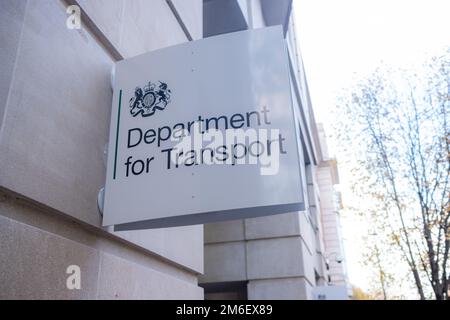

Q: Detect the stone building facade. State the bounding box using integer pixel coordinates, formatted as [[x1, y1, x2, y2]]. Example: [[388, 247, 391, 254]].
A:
[[0, 0, 348, 299], [0, 0, 204, 299], [199, 0, 349, 299]]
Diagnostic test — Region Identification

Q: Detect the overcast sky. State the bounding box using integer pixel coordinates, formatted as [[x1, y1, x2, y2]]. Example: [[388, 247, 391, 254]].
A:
[[293, 0, 450, 294]]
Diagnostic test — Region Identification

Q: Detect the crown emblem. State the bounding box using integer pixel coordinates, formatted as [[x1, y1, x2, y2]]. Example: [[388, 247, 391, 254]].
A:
[[129, 81, 171, 117]]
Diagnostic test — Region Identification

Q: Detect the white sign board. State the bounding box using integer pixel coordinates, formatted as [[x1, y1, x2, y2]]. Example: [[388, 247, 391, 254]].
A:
[[103, 26, 304, 230]]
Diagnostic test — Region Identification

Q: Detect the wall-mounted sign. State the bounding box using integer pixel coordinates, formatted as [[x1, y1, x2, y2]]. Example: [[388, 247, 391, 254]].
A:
[[103, 26, 304, 230]]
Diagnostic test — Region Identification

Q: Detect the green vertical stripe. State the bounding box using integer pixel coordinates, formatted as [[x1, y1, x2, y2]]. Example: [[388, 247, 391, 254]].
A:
[[113, 89, 122, 180]]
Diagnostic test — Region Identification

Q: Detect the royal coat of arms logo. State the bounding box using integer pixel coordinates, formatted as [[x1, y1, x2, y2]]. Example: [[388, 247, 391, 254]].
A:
[[129, 81, 171, 117]]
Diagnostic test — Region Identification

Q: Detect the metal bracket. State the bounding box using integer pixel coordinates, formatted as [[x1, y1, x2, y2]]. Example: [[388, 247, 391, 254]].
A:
[[97, 187, 105, 216], [110, 64, 115, 90]]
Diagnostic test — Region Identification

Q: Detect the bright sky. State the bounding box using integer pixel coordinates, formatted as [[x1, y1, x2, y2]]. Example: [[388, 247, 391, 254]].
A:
[[293, 0, 450, 295]]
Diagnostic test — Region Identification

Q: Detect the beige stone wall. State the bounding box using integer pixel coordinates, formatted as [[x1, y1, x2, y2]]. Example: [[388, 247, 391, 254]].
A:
[[316, 165, 348, 285], [201, 213, 317, 300], [316, 124, 349, 287], [0, 0, 203, 299]]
